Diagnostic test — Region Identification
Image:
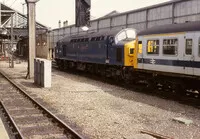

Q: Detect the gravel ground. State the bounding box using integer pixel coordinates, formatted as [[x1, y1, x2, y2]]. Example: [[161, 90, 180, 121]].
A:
[[0, 61, 200, 139]]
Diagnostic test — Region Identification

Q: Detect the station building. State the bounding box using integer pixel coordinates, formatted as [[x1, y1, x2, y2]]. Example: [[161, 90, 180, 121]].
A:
[[0, 2, 48, 61]]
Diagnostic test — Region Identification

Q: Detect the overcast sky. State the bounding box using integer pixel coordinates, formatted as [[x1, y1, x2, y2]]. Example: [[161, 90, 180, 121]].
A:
[[1, 0, 170, 29]]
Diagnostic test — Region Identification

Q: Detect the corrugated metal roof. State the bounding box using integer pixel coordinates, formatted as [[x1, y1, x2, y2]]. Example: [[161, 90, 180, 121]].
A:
[[53, 0, 191, 31]]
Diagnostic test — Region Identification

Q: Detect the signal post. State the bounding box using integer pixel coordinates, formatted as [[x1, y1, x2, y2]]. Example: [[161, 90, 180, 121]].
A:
[[75, 0, 91, 27]]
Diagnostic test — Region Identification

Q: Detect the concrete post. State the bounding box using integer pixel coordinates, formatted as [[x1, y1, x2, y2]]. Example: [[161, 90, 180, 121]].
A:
[[26, 0, 39, 79], [10, 14, 14, 68]]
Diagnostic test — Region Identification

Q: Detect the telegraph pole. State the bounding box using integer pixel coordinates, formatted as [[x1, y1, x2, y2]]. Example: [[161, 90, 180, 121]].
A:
[[25, 0, 38, 79]]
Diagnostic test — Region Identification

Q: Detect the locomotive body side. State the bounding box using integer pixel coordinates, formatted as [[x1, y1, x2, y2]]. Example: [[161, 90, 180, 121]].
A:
[[55, 28, 137, 80]]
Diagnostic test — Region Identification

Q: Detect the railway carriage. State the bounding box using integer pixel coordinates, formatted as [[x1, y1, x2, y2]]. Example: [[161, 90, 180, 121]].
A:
[[136, 21, 200, 92]]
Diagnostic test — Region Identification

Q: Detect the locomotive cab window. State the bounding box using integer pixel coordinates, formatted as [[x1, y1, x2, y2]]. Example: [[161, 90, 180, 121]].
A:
[[116, 31, 126, 42], [163, 39, 178, 55], [185, 39, 192, 55], [115, 29, 136, 43], [147, 40, 159, 54]]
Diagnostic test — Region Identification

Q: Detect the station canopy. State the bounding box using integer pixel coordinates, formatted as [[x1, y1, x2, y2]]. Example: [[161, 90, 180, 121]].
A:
[[0, 2, 48, 39]]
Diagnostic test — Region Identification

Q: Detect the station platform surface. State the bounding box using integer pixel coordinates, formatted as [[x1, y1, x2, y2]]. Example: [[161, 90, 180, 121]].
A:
[[0, 118, 9, 139]]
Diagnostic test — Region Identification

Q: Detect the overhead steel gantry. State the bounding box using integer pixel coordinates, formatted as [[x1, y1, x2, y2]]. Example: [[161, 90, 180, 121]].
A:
[[0, 2, 46, 29], [0, 2, 47, 37]]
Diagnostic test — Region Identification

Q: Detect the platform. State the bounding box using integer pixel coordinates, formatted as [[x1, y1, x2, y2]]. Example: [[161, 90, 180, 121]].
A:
[[0, 118, 9, 139]]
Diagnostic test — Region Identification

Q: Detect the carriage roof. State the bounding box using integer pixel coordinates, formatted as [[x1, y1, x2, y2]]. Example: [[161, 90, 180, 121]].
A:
[[138, 21, 200, 36]]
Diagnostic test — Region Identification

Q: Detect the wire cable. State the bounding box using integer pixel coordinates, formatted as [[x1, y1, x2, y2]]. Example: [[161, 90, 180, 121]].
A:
[[4, 0, 13, 4], [10, 0, 18, 7]]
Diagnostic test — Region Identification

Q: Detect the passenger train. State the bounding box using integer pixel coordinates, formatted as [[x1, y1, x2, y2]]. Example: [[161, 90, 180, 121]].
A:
[[55, 21, 200, 94]]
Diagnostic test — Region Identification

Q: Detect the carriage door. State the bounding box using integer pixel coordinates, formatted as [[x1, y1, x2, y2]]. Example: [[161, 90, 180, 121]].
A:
[[137, 39, 143, 69], [194, 34, 200, 76], [184, 34, 194, 75]]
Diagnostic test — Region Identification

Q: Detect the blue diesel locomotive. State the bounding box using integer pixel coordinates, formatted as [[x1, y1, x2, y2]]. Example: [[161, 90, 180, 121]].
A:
[[55, 28, 137, 80]]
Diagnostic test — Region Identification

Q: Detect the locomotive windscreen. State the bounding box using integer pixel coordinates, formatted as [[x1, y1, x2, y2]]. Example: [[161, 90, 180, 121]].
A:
[[115, 29, 137, 43]]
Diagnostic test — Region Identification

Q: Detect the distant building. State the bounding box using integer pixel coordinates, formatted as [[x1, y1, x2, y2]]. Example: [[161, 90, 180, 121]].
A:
[[102, 10, 119, 18]]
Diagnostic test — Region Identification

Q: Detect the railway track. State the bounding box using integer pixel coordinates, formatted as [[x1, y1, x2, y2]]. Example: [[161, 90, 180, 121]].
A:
[[0, 71, 84, 139]]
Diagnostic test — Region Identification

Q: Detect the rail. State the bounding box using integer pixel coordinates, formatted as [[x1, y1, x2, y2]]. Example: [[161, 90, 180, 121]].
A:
[[0, 70, 85, 139], [0, 101, 24, 139]]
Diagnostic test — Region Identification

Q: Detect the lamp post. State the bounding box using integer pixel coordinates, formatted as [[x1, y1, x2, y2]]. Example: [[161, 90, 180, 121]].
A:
[[25, 0, 39, 79], [1, 14, 15, 68]]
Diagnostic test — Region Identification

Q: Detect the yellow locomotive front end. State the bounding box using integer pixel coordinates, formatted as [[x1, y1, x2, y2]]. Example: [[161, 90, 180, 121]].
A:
[[124, 37, 140, 69], [124, 40, 136, 67], [115, 28, 138, 69]]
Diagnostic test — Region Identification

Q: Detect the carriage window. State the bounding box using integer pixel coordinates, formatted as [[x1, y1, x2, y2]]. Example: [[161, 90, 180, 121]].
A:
[[185, 39, 192, 55], [147, 40, 159, 54], [138, 41, 142, 54], [163, 39, 178, 55]]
